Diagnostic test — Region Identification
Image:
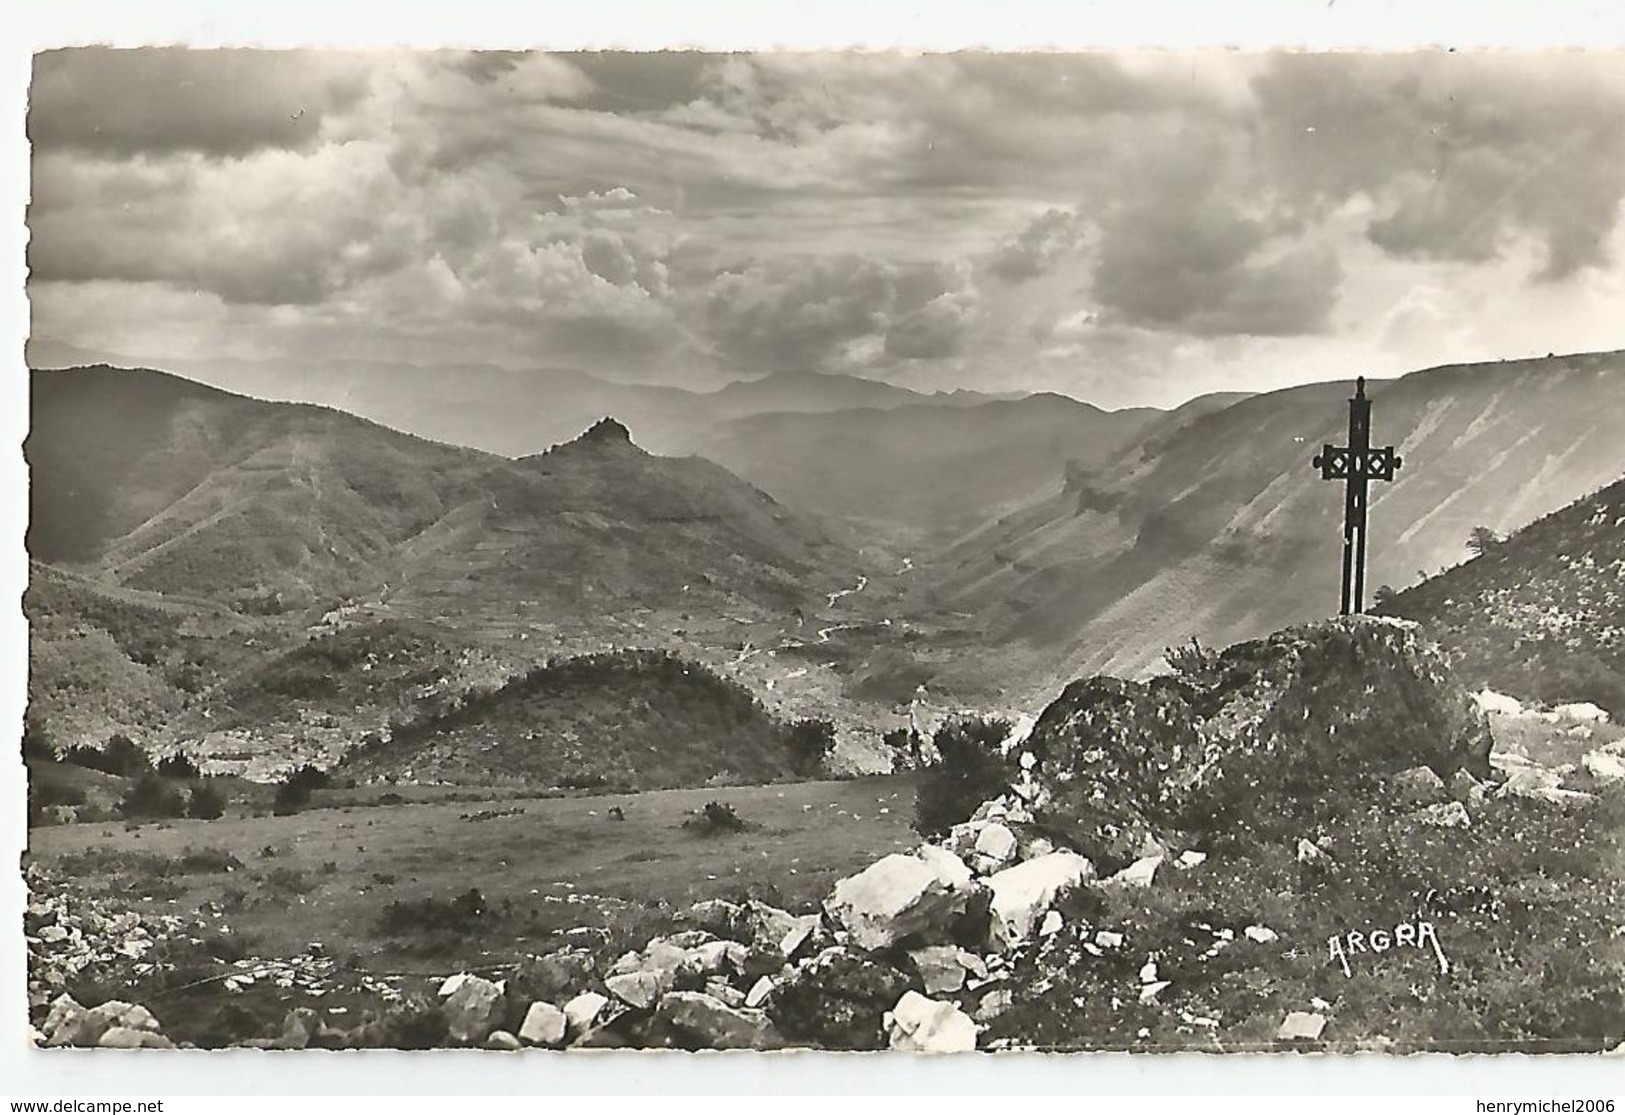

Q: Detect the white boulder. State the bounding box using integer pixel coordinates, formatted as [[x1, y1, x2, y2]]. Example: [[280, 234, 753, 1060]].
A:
[[884, 991, 978, 1053], [985, 851, 1094, 952], [825, 851, 971, 950], [518, 1001, 568, 1047]]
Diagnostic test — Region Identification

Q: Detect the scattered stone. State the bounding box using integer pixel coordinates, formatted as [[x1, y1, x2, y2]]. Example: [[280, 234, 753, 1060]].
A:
[[1277, 1011, 1327, 1041], [884, 991, 977, 1053], [656, 991, 782, 1050], [1393, 766, 1448, 808], [485, 1030, 522, 1051], [1138, 981, 1171, 1004], [744, 976, 774, 1009], [1175, 850, 1207, 869], [971, 823, 1019, 873], [1243, 925, 1278, 944], [680, 898, 745, 938], [438, 972, 476, 998], [1296, 839, 1328, 864], [985, 851, 1094, 951], [605, 970, 668, 1010], [686, 939, 749, 976], [1554, 702, 1610, 723], [1473, 689, 1524, 716], [766, 948, 911, 1051], [276, 1007, 320, 1050], [909, 945, 970, 996], [1500, 767, 1594, 805], [825, 852, 970, 950], [1094, 930, 1125, 949], [1105, 854, 1163, 890], [1413, 800, 1471, 829], [96, 1027, 174, 1049], [40, 994, 88, 1046], [561, 991, 610, 1038], [1448, 769, 1488, 810], [518, 1001, 567, 1047], [1039, 910, 1064, 937], [973, 988, 1013, 1024], [513, 949, 596, 1001], [778, 915, 821, 961], [442, 976, 506, 1045], [704, 978, 747, 1009], [1582, 750, 1625, 786]]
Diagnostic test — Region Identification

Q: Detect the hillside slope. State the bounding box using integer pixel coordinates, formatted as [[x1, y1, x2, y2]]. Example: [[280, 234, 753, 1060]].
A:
[[1381, 474, 1625, 714], [339, 650, 799, 790], [921, 350, 1625, 695], [27, 366, 494, 607]]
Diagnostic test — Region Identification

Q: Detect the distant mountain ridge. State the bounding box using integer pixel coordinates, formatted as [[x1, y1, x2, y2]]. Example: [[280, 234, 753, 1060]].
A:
[[1382, 474, 1625, 714]]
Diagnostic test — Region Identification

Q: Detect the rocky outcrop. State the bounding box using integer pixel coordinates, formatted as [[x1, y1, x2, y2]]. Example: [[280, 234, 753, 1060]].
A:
[[1023, 617, 1494, 861]]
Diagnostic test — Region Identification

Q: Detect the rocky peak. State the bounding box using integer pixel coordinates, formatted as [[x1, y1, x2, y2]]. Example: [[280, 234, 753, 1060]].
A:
[[580, 416, 632, 444]]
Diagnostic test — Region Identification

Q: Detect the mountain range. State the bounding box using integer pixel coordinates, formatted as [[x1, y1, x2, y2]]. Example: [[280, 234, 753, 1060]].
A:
[[24, 349, 1625, 776]]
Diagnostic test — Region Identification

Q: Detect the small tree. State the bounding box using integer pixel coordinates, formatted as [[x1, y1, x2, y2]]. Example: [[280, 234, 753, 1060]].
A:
[[273, 778, 311, 815], [786, 718, 836, 776], [188, 784, 227, 820], [1466, 525, 1504, 558], [1372, 584, 1398, 609], [913, 718, 1013, 838]]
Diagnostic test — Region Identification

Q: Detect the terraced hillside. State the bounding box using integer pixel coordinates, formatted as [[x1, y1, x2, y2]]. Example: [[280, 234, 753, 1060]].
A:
[[1382, 474, 1625, 715]]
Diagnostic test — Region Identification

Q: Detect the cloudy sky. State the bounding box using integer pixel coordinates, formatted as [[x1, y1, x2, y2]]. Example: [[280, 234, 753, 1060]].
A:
[[25, 48, 1625, 407]]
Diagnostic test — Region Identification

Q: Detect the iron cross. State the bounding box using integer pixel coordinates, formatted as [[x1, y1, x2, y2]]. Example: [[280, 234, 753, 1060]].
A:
[[1312, 376, 1402, 615]]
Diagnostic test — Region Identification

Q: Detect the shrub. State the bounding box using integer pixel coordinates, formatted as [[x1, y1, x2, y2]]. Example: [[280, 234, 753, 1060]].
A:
[[682, 800, 748, 836], [188, 784, 227, 820], [157, 753, 201, 780], [787, 718, 837, 776], [376, 888, 488, 936], [272, 764, 330, 814], [64, 734, 153, 778], [882, 727, 924, 771], [118, 775, 188, 820], [913, 717, 1013, 838], [22, 717, 55, 762], [1163, 637, 1222, 688]]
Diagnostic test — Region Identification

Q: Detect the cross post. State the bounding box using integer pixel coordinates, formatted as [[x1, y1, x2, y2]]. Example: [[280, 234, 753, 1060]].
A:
[[1312, 377, 1402, 615]]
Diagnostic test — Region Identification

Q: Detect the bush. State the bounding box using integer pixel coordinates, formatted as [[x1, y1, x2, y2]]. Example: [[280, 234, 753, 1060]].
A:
[[787, 718, 837, 776], [157, 753, 201, 780], [188, 784, 227, 820], [376, 888, 488, 936], [117, 775, 188, 820], [883, 727, 924, 771], [272, 779, 311, 816], [913, 718, 1013, 838], [682, 800, 748, 836]]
